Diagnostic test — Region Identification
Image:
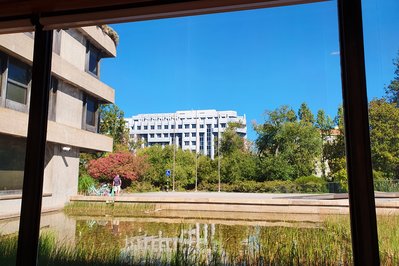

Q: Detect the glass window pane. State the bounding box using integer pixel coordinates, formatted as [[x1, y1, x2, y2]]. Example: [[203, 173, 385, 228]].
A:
[[86, 97, 96, 126], [88, 49, 98, 75], [6, 81, 27, 104], [8, 59, 30, 85], [0, 135, 25, 191]]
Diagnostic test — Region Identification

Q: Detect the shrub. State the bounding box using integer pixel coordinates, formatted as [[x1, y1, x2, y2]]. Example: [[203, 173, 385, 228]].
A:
[[126, 181, 160, 193], [88, 152, 148, 181], [78, 174, 98, 194], [295, 176, 327, 193]]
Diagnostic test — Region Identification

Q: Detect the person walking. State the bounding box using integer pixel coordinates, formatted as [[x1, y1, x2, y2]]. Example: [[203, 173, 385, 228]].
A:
[[112, 174, 122, 196]]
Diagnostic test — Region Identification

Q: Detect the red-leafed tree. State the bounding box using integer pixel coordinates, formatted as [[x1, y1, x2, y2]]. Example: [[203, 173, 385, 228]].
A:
[[87, 152, 148, 181]]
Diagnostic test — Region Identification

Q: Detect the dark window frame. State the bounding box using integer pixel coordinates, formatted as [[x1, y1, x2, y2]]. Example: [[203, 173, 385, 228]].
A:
[[82, 94, 99, 133], [85, 42, 101, 77], [0, 54, 32, 112]]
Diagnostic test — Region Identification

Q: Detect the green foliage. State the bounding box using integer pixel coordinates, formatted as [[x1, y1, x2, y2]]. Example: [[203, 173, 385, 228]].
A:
[[324, 106, 346, 179], [137, 146, 196, 190], [99, 104, 129, 151], [298, 102, 315, 124], [295, 176, 327, 193], [331, 168, 348, 192], [221, 150, 257, 183], [369, 98, 399, 179], [315, 109, 335, 178], [256, 156, 294, 181], [78, 174, 98, 194], [219, 123, 245, 155], [385, 50, 399, 105], [255, 105, 322, 180]]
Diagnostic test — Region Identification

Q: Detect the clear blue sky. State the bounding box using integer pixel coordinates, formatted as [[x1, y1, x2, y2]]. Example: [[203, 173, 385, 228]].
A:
[[101, 0, 399, 141]]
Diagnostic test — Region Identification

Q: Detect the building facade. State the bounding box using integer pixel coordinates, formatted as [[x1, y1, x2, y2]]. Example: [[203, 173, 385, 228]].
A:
[[0, 26, 117, 216], [127, 110, 246, 159]]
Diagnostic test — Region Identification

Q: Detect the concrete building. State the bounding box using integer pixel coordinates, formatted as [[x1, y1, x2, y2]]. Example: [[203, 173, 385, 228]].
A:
[[127, 110, 246, 159], [0, 26, 117, 216]]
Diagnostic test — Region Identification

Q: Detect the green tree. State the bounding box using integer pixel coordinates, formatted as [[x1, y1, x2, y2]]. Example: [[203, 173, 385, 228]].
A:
[[315, 109, 334, 178], [369, 98, 399, 179], [137, 145, 196, 190], [324, 105, 346, 180], [99, 104, 129, 151], [298, 102, 315, 125], [255, 105, 322, 180], [385, 50, 399, 105], [219, 122, 245, 155], [255, 106, 297, 157]]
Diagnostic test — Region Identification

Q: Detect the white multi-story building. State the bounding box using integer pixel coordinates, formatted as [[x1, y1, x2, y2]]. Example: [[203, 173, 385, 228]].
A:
[[126, 110, 246, 159]]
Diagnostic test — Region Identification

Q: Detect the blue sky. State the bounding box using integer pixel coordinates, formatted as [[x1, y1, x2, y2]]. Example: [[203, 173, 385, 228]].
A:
[[102, 0, 399, 141]]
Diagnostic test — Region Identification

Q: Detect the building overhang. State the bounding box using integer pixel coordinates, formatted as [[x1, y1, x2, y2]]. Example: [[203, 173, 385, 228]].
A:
[[0, 33, 115, 104], [0, 107, 113, 153], [0, 0, 326, 34]]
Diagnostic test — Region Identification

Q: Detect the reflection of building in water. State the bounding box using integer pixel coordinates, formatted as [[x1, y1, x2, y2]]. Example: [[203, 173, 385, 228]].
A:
[[121, 223, 218, 262]]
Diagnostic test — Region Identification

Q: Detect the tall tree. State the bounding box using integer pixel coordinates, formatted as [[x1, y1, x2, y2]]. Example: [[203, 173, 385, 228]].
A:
[[315, 109, 334, 178], [324, 105, 346, 180], [385, 50, 399, 105], [219, 122, 245, 155], [255, 105, 322, 180], [254, 105, 297, 157], [99, 104, 129, 151], [369, 98, 399, 179], [298, 102, 315, 125]]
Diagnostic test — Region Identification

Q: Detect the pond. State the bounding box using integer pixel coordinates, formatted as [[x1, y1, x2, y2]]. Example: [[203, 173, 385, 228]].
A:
[[0, 204, 398, 265]]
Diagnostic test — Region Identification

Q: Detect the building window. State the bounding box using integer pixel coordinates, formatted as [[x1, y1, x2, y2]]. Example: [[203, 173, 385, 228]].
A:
[[171, 125, 175, 129], [151, 125, 155, 130], [184, 133, 189, 137], [85, 96, 97, 127], [178, 125, 182, 129], [164, 133, 168, 137], [0, 135, 26, 191], [221, 123, 226, 128], [137, 126, 141, 130], [200, 124, 204, 128], [86, 42, 100, 76], [165, 125, 169, 129], [144, 126, 148, 130], [157, 125, 162, 129], [214, 124, 218, 128], [157, 133, 161, 138], [192, 141, 196, 145], [150, 134, 154, 138], [185, 124, 189, 129], [192, 124, 196, 128], [184, 141, 189, 146], [6, 59, 31, 104]]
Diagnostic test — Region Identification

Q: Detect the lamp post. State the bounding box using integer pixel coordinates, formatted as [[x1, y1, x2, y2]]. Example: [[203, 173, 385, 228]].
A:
[[172, 114, 176, 192]]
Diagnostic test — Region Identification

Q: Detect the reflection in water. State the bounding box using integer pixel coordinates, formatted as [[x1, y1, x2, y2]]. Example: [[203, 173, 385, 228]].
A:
[[0, 211, 359, 264], [73, 215, 328, 265]]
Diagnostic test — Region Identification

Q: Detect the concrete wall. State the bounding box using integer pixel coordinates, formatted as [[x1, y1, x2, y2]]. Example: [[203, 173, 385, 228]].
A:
[[43, 145, 79, 208], [0, 107, 113, 152], [56, 81, 83, 128], [0, 26, 117, 217], [0, 32, 115, 103], [60, 29, 86, 71]]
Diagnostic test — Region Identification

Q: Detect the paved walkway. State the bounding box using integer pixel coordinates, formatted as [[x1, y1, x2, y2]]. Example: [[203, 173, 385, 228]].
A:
[[70, 192, 399, 215]]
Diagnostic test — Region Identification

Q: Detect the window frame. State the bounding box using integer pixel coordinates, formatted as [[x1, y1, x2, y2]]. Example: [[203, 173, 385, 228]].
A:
[[0, 55, 32, 113], [82, 93, 99, 133], [85, 41, 101, 77]]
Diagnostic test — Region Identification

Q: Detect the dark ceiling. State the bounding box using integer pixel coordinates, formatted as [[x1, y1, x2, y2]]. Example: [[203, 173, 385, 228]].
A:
[[0, 0, 324, 33]]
